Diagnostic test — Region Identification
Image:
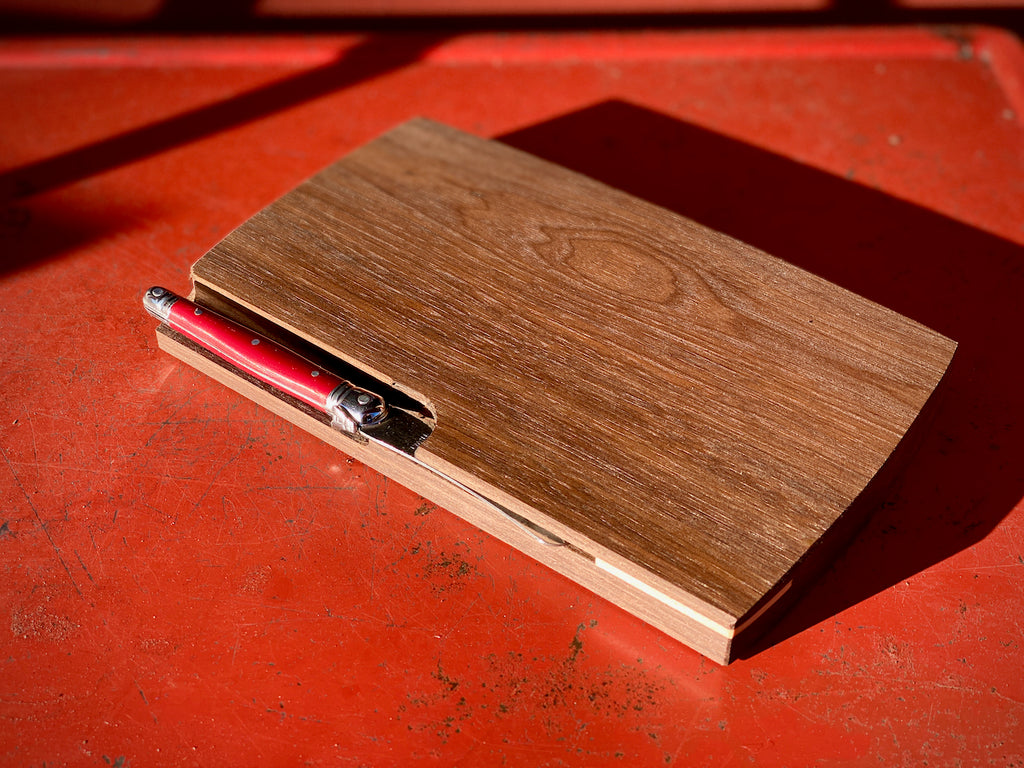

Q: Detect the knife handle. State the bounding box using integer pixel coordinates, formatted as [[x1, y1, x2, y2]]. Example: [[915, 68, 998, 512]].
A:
[[144, 286, 387, 434]]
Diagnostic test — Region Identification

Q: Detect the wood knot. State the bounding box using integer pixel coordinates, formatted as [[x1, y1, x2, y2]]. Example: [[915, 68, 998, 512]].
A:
[[565, 238, 676, 303]]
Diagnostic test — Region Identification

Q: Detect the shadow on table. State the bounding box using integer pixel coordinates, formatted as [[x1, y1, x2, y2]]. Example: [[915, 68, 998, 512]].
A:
[[499, 100, 1024, 656], [0, 33, 444, 276]]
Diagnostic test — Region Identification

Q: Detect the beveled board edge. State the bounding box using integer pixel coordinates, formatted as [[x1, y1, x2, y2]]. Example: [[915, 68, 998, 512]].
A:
[[155, 320, 749, 663]]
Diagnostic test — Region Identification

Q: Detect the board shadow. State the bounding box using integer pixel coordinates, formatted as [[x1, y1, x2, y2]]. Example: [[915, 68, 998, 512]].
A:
[[498, 100, 1024, 655]]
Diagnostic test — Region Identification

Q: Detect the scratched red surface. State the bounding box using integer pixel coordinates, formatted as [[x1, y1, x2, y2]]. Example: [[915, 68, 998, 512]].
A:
[[1, 27, 1023, 767]]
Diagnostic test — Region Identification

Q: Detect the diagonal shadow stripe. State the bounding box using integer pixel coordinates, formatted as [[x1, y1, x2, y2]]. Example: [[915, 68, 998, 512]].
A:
[[0, 33, 445, 201]]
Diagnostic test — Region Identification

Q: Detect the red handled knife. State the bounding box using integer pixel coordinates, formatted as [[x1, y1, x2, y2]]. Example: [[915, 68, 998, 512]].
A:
[[143, 286, 431, 454]]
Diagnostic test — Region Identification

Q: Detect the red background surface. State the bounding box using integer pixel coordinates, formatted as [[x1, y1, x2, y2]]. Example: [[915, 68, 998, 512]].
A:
[[1, 26, 1023, 766]]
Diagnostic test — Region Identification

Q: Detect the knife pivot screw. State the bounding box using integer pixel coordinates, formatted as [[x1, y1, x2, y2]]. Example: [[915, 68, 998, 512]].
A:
[[357, 394, 372, 405]]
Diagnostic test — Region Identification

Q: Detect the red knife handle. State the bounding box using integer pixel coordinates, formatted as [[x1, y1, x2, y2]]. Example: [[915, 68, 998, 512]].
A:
[[144, 286, 387, 433]]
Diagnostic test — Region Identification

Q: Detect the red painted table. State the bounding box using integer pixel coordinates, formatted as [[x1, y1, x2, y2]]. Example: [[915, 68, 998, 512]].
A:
[[1, 26, 1022, 767]]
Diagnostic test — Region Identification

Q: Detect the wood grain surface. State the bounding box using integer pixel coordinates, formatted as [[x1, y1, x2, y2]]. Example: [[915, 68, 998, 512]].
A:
[[190, 118, 956, 629]]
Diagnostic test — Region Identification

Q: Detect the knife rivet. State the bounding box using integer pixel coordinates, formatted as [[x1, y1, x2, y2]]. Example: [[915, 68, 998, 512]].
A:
[[357, 394, 372, 405], [194, 307, 203, 315], [251, 338, 260, 345], [311, 371, 320, 377]]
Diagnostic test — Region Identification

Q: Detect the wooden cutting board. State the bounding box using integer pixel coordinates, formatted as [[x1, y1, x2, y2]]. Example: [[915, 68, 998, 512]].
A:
[[155, 118, 957, 663]]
